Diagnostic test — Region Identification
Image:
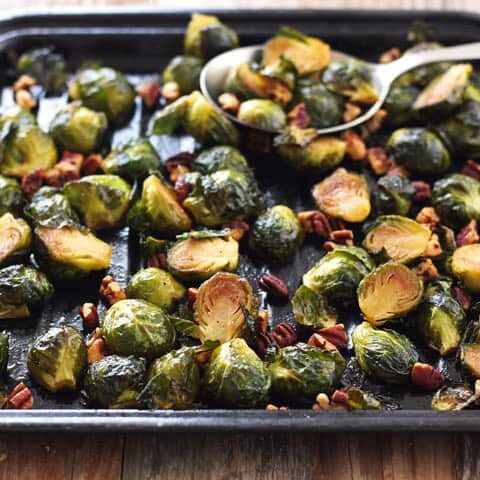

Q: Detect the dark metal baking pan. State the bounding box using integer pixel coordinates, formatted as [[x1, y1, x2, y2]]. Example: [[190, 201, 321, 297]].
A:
[[1, 8, 480, 431]]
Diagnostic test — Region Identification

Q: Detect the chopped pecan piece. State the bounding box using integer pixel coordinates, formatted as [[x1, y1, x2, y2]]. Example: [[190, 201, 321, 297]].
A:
[[366, 147, 391, 175], [271, 322, 297, 348], [6, 383, 33, 409], [86, 328, 106, 364], [258, 274, 289, 299], [329, 229, 354, 246], [165, 152, 195, 182], [379, 47, 401, 64], [307, 333, 338, 352], [456, 220, 479, 246], [423, 233, 443, 258], [461, 160, 480, 181], [343, 131, 367, 161], [137, 81, 161, 109], [318, 324, 348, 348], [255, 331, 275, 359], [223, 220, 250, 242], [453, 286, 472, 311], [322, 240, 337, 252], [312, 393, 331, 410], [44, 155, 81, 188], [416, 207, 440, 228], [265, 404, 288, 411], [410, 362, 444, 391], [79, 303, 99, 331], [366, 108, 387, 133], [414, 259, 439, 282], [162, 81, 181, 102], [287, 103, 311, 128], [99, 275, 127, 306], [297, 210, 344, 238], [13, 74, 37, 92], [256, 310, 269, 335], [15, 89, 36, 111], [82, 153, 105, 175], [412, 180, 431, 202], [21, 168, 45, 199], [218, 92, 240, 114], [343, 102, 362, 123], [147, 252, 168, 270]]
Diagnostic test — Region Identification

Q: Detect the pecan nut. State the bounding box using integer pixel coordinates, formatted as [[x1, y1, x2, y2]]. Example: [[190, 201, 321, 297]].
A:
[[414, 259, 439, 283], [15, 89, 36, 111], [318, 324, 348, 348], [147, 252, 168, 270], [45, 155, 81, 188], [412, 180, 431, 202], [255, 331, 275, 359], [265, 403, 288, 411], [218, 92, 240, 114], [453, 286, 472, 311], [258, 274, 289, 299], [379, 47, 401, 64], [329, 229, 354, 246], [86, 328, 106, 364], [137, 81, 161, 109], [6, 383, 33, 409], [21, 168, 45, 198], [82, 153, 105, 175], [312, 392, 331, 410], [366, 108, 387, 133], [99, 275, 127, 306], [366, 147, 391, 175], [456, 220, 479, 247], [173, 176, 191, 203], [223, 220, 250, 242], [271, 322, 297, 348], [423, 233, 443, 258], [416, 207, 440, 229], [287, 103, 311, 129], [343, 102, 361, 123], [162, 81, 181, 102], [461, 160, 480, 181], [79, 303, 99, 331], [297, 210, 344, 238], [256, 310, 269, 335], [307, 333, 338, 352], [343, 131, 367, 161], [166, 152, 195, 182], [410, 362, 444, 391], [13, 74, 37, 92]]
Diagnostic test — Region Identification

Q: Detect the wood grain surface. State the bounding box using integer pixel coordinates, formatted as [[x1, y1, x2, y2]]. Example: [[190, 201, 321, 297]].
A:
[[0, 0, 479, 479]]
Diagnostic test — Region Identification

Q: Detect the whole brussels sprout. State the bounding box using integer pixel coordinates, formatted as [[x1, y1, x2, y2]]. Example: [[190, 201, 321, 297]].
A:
[[104, 138, 161, 180], [63, 175, 132, 230], [291, 285, 337, 330], [268, 343, 345, 404], [451, 244, 480, 293], [0, 213, 31, 267], [372, 175, 415, 216], [140, 347, 200, 409], [362, 215, 431, 264], [0, 333, 9, 376], [49, 102, 108, 154], [432, 174, 480, 228], [203, 338, 270, 408], [194, 272, 255, 343], [0, 264, 53, 319], [162, 55, 203, 94], [0, 176, 24, 217], [68, 67, 135, 124], [102, 299, 176, 359], [312, 167, 371, 223], [192, 145, 250, 175], [303, 245, 375, 304], [358, 262, 423, 327], [28, 326, 86, 392], [127, 174, 191, 237], [237, 99, 287, 131], [34, 226, 112, 280], [84, 355, 147, 408], [127, 267, 185, 311], [384, 85, 420, 126], [248, 205, 303, 262], [386, 128, 451, 175], [352, 322, 419, 384]]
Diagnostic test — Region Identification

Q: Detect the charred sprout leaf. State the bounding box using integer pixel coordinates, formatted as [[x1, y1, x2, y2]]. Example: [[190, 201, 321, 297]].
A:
[[192, 145, 250, 175], [162, 55, 203, 94], [431, 385, 476, 411], [237, 99, 287, 131], [0, 264, 53, 319], [27, 326, 87, 392], [0, 213, 31, 267], [372, 175, 415, 217], [0, 332, 8, 376], [259, 56, 297, 90], [85, 355, 147, 408], [203, 338, 271, 408], [268, 343, 345, 404], [384, 85, 420, 126], [358, 262, 423, 326], [194, 272, 255, 344], [0, 176, 24, 217], [291, 285, 337, 329], [352, 322, 419, 384], [342, 388, 382, 410], [102, 299, 176, 359], [170, 315, 201, 339], [451, 244, 480, 294], [312, 167, 371, 223], [248, 205, 304, 262]]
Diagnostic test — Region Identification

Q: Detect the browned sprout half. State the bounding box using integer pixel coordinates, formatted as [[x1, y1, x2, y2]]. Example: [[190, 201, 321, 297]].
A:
[[431, 385, 476, 411], [461, 343, 480, 378], [194, 272, 256, 343], [358, 262, 424, 326], [451, 244, 480, 293], [312, 167, 370, 222]]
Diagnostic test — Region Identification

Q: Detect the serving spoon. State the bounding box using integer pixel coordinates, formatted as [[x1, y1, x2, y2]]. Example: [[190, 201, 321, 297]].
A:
[[200, 42, 480, 135]]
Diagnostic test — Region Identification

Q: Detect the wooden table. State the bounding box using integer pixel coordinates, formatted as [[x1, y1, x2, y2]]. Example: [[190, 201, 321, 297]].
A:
[[0, 0, 479, 478]]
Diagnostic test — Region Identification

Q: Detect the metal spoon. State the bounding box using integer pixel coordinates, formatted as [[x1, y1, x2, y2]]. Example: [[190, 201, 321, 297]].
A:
[[200, 42, 480, 135]]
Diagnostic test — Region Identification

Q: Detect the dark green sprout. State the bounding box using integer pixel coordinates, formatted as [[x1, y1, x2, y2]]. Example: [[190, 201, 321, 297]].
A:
[[162, 55, 203, 94], [372, 175, 415, 216], [192, 145, 250, 175], [291, 285, 337, 330]]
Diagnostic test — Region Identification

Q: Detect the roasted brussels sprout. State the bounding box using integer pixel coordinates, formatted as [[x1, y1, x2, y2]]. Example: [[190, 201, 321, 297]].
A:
[[84, 355, 147, 408], [194, 272, 255, 343], [167, 235, 239, 282], [372, 175, 415, 216], [162, 55, 203, 94], [358, 262, 423, 326], [431, 385, 476, 411], [126, 267, 185, 311], [0, 176, 24, 217], [68, 67, 136, 124], [432, 174, 480, 228], [140, 347, 200, 409], [451, 244, 480, 293], [303, 246, 375, 304], [27, 326, 87, 392], [268, 343, 345, 404], [192, 145, 250, 175], [249, 205, 303, 262], [0, 264, 53, 319], [49, 102, 108, 154], [362, 215, 431, 264], [104, 138, 161, 180], [384, 85, 420, 126], [237, 99, 287, 131], [203, 338, 270, 408], [102, 299, 176, 359], [352, 322, 419, 384], [461, 343, 480, 378], [312, 168, 371, 223], [63, 175, 132, 230], [0, 213, 31, 267], [127, 174, 191, 236], [0, 333, 9, 376], [386, 128, 451, 175], [34, 226, 112, 280], [291, 285, 337, 330]]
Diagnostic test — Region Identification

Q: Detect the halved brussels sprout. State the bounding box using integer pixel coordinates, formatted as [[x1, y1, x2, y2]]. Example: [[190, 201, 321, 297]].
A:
[[194, 272, 255, 343], [372, 175, 415, 216], [268, 343, 345, 404], [303, 246, 375, 304], [249, 205, 303, 262], [0, 213, 31, 267], [127, 267, 185, 311], [259, 56, 297, 90], [192, 145, 250, 175], [63, 175, 132, 230], [27, 326, 87, 392], [432, 174, 480, 228], [291, 285, 337, 330], [203, 338, 270, 408], [262, 26, 331, 76], [140, 346, 200, 409], [312, 168, 370, 223], [358, 262, 423, 326], [431, 385, 476, 411], [68, 67, 136, 124], [0, 264, 53, 319], [461, 339, 480, 378], [162, 55, 203, 94], [362, 215, 431, 264], [148, 95, 190, 135], [384, 85, 420, 126], [102, 299, 176, 359], [352, 322, 419, 384], [237, 99, 287, 131], [104, 138, 161, 180], [386, 128, 451, 175], [0, 176, 24, 217], [49, 102, 108, 154], [127, 174, 191, 237], [34, 226, 112, 280], [451, 244, 480, 293], [85, 355, 147, 408], [167, 235, 239, 282]]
